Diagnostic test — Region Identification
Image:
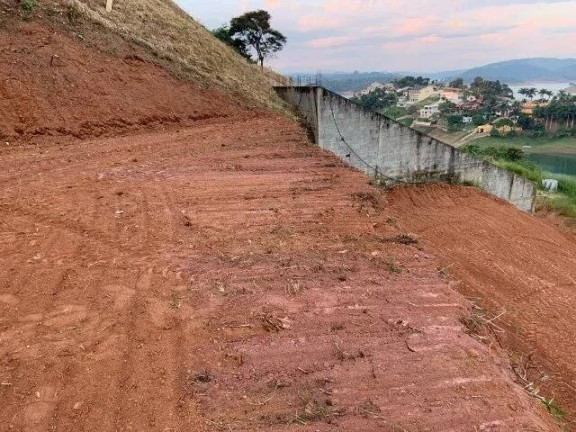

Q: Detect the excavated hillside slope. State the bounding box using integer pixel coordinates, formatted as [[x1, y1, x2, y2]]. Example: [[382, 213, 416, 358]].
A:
[[0, 20, 255, 143], [0, 3, 570, 432], [390, 184, 576, 427], [0, 0, 289, 143]]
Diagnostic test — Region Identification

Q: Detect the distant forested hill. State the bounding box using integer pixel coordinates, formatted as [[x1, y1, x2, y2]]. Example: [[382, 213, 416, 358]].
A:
[[289, 58, 576, 95], [456, 58, 576, 83]]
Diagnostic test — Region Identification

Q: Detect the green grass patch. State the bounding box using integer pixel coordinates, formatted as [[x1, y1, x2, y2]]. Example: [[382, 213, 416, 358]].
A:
[[382, 106, 408, 119], [462, 144, 576, 218], [473, 135, 576, 155], [399, 117, 413, 127]]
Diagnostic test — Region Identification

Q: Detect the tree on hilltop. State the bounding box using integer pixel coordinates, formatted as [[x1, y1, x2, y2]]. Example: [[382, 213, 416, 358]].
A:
[[212, 25, 252, 61], [449, 78, 465, 89], [227, 10, 287, 69]]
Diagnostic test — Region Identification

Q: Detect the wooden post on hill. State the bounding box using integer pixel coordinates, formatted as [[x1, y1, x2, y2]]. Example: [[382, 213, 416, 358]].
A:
[[106, 0, 114, 12]]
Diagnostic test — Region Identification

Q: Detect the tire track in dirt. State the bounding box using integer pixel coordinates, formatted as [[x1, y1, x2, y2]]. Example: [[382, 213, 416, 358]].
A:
[[1, 120, 562, 432], [112, 267, 155, 432], [1, 235, 82, 431]]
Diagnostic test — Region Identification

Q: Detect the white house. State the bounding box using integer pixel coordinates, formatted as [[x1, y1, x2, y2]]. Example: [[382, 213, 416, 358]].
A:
[[420, 101, 441, 119]]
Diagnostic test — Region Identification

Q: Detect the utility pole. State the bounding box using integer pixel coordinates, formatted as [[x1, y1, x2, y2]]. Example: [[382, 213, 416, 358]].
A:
[[106, 0, 114, 12]]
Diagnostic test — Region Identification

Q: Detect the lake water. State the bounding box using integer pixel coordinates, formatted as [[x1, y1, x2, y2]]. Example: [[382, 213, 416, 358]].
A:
[[508, 82, 573, 100], [528, 153, 576, 176]]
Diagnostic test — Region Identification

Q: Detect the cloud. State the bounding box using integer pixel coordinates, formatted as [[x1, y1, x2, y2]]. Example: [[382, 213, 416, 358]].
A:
[[307, 36, 351, 48], [180, 0, 576, 72]]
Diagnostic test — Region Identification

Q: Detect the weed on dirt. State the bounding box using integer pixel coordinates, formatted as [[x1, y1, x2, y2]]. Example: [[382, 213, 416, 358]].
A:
[[383, 234, 420, 246], [352, 191, 381, 216], [257, 312, 287, 332], [333, 341, 367, 361], [294, 389, 337, 425], [20, 0, 36, 19]]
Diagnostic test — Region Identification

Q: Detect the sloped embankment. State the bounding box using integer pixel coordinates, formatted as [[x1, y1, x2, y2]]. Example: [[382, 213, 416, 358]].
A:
[[390, 183, 576, 427], [0, 0, 290, 143], [1, 0, 289, 112], [0, 1, 567, 430], [0, 20, 253, 142]]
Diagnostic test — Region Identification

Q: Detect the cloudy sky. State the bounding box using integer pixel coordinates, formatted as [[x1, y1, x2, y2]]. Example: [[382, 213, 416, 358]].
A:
[[177, 0, 576, 73]]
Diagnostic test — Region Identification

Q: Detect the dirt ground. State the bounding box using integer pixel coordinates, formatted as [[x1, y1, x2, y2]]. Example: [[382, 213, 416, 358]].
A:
[[390, 184, 576, 429], [0, 15, 568, 432], [0, 115, 561, 431]]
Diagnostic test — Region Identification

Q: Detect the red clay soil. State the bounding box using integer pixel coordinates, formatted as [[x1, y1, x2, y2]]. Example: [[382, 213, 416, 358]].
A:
[[0, 20, 246, 144], [0, 116, 561, 431], [0, 16, 563, 432], [390, 184, 576, 428]]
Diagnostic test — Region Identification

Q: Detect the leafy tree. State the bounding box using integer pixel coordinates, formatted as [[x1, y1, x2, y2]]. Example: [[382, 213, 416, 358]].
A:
[[471, 77, 513, 104], [517, 114, 533, 130], [449, 78, 465, 88], [493, 118, 514, 127], [472, 114, 485, 126], [470, 77, 485, 93], [229, 10, 287, 69], [394, 76, 430, 88], [351, 88, 398, 112], [212, 25, 252, 61], [439, 100, 457, 115], [447, 115, 464, 132], [510, 100, 522, 117]]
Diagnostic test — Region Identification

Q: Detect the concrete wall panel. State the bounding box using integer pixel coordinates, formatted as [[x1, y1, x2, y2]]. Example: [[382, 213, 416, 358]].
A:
[[275, 86, 536, 212]]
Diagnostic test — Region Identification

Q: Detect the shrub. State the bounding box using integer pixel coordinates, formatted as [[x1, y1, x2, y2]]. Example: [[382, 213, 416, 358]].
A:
[[67, 4, 79, 25], [461, 143, 481, 156], [517, 115, 534, 130], [493, 118, 514, 128], [472, 114, 485, 127], [555, 127, 571, 138], [447, 115, 464, 132], [20, 0, 35, 18]]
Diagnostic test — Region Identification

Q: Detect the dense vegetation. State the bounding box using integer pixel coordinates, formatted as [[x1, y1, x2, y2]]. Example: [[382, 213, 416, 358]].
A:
[[393, 76, 430, 88], [463, 144, 576, 217], [534, 92, 576, 133], [350, 88, 397, 111]]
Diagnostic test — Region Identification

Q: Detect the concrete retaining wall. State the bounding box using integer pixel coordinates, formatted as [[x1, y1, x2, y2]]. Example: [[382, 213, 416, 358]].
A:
[[275, 86, 536, 212]]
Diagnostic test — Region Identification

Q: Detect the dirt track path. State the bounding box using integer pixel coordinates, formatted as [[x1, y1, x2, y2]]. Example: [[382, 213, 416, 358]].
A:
[[0, 117, 558, 431], [391, 184, 576, 428]]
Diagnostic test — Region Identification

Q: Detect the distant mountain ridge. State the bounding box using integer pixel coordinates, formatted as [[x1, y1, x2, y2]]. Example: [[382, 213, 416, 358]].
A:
[[453, 58, 576, 84], [290, 58, 576, 94]]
